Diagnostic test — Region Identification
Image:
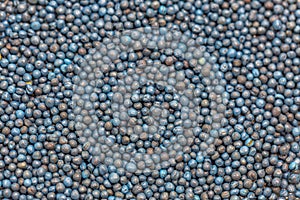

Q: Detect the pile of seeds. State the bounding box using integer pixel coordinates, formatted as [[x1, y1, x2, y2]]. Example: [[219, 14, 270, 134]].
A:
[[0, 0, 300, 199]]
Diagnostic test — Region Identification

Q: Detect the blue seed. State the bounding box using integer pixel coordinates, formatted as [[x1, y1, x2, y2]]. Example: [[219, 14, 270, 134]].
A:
[[159, 6, 167, 15], [108, 172, 119, 184], [11, 128, 20, 136], [292, 127, 300, 137], [256, 99, 265, 108], [2, 180, 11, 188], [227, 48, 237, 58], [15, 110, 25, 119], [159, 169, 167, 178], [63, 177, 73, 187], [215, 177, 224, 185], [30, 21, 41, 30], [272, 20, 282, 30], [245, 138, 254, 147]]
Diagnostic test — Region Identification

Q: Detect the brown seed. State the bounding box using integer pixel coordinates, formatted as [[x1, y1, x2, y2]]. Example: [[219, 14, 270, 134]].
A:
[[73, 172, 82, 182], [233, 59, 242, 67], [104, 121, 113, 130], [232, 171, 241, 180], [275, 124, 284, 132], [78, 47, 87, 55], [210, 152, 219, 160], [50, 44, 59, 53], [286, 113, 294, 122], [277, 85, 285, 93], [264, 1, 274, 9], [217, 145, 225, 154], [115, 192, 124, 199], [175, 81, 186, 91], [272, 187, 281, 195], [237, 75, 246, 84], [244, 179, 253, 189], [175, 154, 183, 163], [140, 132, 148, 141], [279, 144, 290, 156], [17, 162, 27, 169], [51, 78, 59, 86], [44, 142, 55, 150], [245, 81, 253, 89], [48, 163, 58, 172], [20, 186, 27, 195], [259, 75, 268, 84], [221, 191, 230, 199], [60, 112, 68, 119], [202, 124, 212, 133], [122, 136, 130, 144], [251, 87, 259, 96], [272, 107, 281, 117], [35, 87, 43, 96], [176, 162, 184, 171], [201, 192, 209, 200], [266, 166, 274, 175], [158, 19, 166, 26], [151, 1, 160, 9], [2, 127, 10, 135], [240, 158, 247, 166], [226, 145, 235, 154], [56, 183, 65, 193], [206, 175, 214, 184], [165, 56, 174, 66], [201, 65, 211, 77], [132, 185, 143, 195], [224, 175, 232, 183], [265, 103, 273, 111], [65, 14, 75, 22]]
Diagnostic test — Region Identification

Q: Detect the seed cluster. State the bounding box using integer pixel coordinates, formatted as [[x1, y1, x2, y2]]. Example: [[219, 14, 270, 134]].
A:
[[0, 0, 300, 200]]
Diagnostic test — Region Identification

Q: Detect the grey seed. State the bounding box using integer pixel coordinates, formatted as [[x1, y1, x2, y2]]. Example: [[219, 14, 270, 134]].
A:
[[126, 162, 137, 173]]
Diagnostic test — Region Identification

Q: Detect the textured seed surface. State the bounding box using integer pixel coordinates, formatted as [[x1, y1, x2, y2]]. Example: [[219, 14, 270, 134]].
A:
[[0, 0, 300, 199]]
